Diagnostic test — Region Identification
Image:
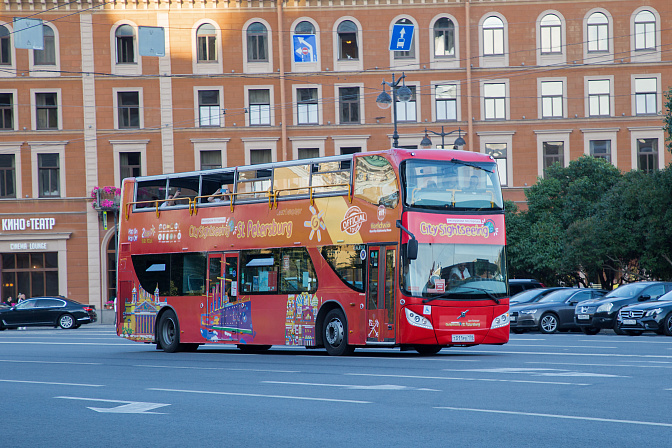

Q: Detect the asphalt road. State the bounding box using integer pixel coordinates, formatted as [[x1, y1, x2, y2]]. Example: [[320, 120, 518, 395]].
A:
[[1, 325, 670, 447]]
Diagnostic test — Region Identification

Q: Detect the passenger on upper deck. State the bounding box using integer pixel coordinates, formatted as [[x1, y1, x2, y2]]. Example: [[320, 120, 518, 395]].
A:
[[161, 189, 181, 208], [208, 186, 231, 202]]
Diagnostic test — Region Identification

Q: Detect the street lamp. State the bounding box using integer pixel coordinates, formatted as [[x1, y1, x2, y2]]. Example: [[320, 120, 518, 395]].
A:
[[420, 126, 466, 149], [376, 73, 412, 148]]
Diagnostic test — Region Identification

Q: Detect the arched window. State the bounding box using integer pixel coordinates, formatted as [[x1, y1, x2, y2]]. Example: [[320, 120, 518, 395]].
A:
[[34, 25, 56, 65], [540, 14, 561, 54], [197, 24, 217, 62], [337, 20, 358, 60], [394, 18, 415, 59], [115, 25, 135, 64], [433, 18, 455, 57], [587, 12, 608, 52], [634, 10, 655, 50], [483, 16, 504, 56], [247, 22, 268, 62], [295, 21, 315, 35], [0, 25, 11, 65]]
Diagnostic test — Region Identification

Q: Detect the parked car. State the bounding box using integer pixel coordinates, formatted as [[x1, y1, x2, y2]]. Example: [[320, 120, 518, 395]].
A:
[[0, 296, 97, 330], [574, 281, 672, 335], [509, 279, 545, 296], [510, 287, 568, 306], [510, 288, 607, 334], [616, 290, 672, 336]]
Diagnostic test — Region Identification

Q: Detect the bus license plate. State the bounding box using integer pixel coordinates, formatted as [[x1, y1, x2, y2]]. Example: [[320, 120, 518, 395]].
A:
[[622, 319, 637, 325], [577, 314, 589, 320], [452, 334, 475, 343]]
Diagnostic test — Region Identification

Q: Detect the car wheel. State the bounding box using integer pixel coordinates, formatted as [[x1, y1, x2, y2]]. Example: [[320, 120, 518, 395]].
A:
[[414, 345, 443, 355], [511, 329, 525, 334], [625, 330, 643, 336], [581, 327, 600, 335], [157, 310, 180, 353], [613, 316, 626, 335], [58, 314, 76, 329], [539, 313, 559, 334], [323, 308, 354, 356], [663, 312, 672, 337]]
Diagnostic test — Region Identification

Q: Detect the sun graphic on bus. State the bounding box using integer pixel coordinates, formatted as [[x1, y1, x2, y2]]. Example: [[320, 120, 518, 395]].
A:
[[304, 205, 326, 242]]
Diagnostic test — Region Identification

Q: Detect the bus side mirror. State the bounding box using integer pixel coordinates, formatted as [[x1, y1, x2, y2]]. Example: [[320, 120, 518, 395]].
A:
[[406, 239, 418, 260]]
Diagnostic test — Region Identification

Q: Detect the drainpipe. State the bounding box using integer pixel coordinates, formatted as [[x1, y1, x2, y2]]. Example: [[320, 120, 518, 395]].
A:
[[277, 0, 288, 161], [465, 0, 474, 152]]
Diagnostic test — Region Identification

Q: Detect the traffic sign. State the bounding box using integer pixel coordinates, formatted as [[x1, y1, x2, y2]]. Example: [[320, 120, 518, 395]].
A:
[[389, 24, 414, 52]]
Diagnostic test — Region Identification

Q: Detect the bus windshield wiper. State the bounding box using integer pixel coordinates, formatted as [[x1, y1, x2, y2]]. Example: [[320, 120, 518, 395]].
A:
[[423, 292, 460, 303], [450, 158, 494, 173], [455, 285, 500, 304]]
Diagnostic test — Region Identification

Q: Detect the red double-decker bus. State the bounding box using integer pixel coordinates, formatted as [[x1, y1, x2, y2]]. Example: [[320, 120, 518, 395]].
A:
[[116, 149, 509, 355]]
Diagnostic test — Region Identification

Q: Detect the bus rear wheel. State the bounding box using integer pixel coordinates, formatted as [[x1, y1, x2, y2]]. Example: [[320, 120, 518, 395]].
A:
[[324, 309, 354, 356], [158, 310, 180, 353], [414, 345, 442, 355]]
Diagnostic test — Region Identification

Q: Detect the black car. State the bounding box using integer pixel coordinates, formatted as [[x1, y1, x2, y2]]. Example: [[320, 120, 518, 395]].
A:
[[510, 288, 607, 334], [510, 287, 567, 306], [574, 281, 672, 335], [616, 290, 672, 336], [508, 279, 545, 296], [0, 297, 97, 330]]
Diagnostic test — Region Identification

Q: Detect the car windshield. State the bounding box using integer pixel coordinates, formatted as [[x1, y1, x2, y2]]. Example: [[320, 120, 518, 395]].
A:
[[402, 242, 507, 299], [538, 289, 576, 303], [402, 159, 503, 211], [510, 289, 544, 304], [604, 283, 650, 298]]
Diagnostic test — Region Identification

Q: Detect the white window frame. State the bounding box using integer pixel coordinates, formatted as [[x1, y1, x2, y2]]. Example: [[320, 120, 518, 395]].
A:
[[431, 81, 461, 123], [110, 21, 142, 76], [0, 22, 17, 78], [581, 128, 619, 167], [334, 83, 365, 125], [584, 76, 614, 118], [389, 15, 420, 71], [395, 82, 420, 123], [193, 86, 224, 128], [293, 84, 322, 126], [30, 88, 63, 131], [0, 88, 19, 131], [192, 20, 222, 75], [29, 141, 67, 198], [631, 74, 661, 117], [537, 77, 567, 119], [191, 138, 230, 170], [242, 18, 273, 74], [0, 142, 22, 198], [112, 87, 144, 130], [28, 23, 60, 77], [290, 18, 321, 73], [480, 80, 509, 121], [110, 139, 148, 187], [333, 17, 364, 73], [245, 85, 275, 127], [478, 131, 515, 187], [630, 7, 661, 62], [479, 13, 509, 67], [629, 127, 664, 172], [429, 14, 460, 69], [534, 130, 571, 177], [290, 136, 327, 160], [536, 11, 567, 66], [583, 9, 614, 64], [241, 137, 278, 165]]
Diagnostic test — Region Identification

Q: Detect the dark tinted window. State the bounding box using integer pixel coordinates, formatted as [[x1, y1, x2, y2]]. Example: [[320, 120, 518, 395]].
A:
[[321, 244, 366, 292], [132, 252, 207, 296]]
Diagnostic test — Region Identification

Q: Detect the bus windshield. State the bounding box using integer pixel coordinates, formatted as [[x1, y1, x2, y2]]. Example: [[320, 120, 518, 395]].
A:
[[402, 159, 503, 210], [402, 243, 507, 299]]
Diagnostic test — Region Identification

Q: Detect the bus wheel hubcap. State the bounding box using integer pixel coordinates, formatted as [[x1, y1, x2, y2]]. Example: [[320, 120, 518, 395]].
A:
[[326, 319, 344, 347]]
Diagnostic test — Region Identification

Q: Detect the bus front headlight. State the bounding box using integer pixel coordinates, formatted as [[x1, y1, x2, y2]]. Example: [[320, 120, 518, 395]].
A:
[[491, 312, 510, 329], [405, 308, 433, 330]]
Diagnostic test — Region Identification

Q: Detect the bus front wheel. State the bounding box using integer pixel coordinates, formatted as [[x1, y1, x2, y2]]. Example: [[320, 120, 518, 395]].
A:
[[158, 310, 180, 353], [324, 309, 354, 356]]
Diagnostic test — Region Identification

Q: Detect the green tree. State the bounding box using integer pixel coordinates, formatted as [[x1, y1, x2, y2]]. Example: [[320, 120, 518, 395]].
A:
[[664, 86, 672, 154]]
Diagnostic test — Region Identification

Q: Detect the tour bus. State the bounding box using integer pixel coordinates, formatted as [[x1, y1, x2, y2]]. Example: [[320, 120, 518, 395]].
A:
[[116, 149, 509, 355]]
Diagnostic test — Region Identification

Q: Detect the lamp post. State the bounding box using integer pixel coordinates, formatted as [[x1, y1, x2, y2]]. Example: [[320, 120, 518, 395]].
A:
[[376, 72, 412, 148], [420, 126, 467, 149]]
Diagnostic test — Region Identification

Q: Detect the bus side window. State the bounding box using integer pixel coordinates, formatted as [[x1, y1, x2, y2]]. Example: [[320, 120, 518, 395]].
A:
[[240, 250, 279, 293], [354, 155, 399, 208]]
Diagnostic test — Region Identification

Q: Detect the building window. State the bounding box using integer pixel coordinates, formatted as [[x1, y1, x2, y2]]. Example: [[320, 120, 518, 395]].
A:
[[33, 25, 55, 66], [0, 93, 13, 129], [590, 140, 611, 162], [396, 86, 416, 122], [635, 78, 657, 115], [394, 18, 415, 59], [485, 143, 507, 186], [117, 91, 140, 129], [35, 92, 58, 130], [0, 154, 15, 198], [540, 14, 561, 54], [483, 16, 504, 56], [587, 12, 608, 52], [1, 252, 59, 300], [435, 84, 457, 121], [634, 10, 655, 50], [115, 25, 135, 64], [484, 83, 506, 120], [298, 148, 319, 160], [588, 79, 610, 117], [120, 152, 141, 181], [434, 18, 455, 57], [246, 22, 268, 62], [541, 81, 563, 118], [250, 148, 272, 165], [197, 24, 217, 62], [543, 141, 564, 171], [200, 150, 222, 170], [297, 88, 318, 125], [38, 153, 60, 198], [337, 20, 358, 60], [637, 138, 658, 172], [339, 87, 359, 124], [296, 21, 315, 35], [0, 25, 10, 65], [198, 90, 220, 127], [249, 89, 271, 126]]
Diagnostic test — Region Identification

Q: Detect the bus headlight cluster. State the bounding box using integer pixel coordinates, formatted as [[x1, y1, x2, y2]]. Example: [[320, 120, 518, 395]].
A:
[[405, 308, 433, 330], [491, 312, 510, 329]]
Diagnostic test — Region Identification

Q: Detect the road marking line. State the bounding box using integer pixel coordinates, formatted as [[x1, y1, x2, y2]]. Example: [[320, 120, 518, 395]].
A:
[[443, 368, 626, 378], [463, 350, 672, 359], [0, 379, 104, 387], [56, 396, 169, 414], [578, 339, 672, 345], [136, 364, 299, 373], [346, 373, 589, 386], [526, 361, 672, 368], [0, 359, 102, 365], [148, 388, 371, 404], [435, 406, 672, 427], [507, 345, 617, 349], [263, 381, 440, 391]]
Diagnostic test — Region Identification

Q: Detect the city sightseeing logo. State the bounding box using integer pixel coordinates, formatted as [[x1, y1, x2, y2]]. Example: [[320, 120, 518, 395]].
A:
[[340, 206, 367, 235]]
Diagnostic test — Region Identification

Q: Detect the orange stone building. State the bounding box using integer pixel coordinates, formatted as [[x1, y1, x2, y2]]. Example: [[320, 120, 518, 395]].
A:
[[0, 0, 669, 308]]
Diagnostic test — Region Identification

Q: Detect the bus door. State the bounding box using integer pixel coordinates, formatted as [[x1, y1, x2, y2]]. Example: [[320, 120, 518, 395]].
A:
[[367, 245, 397, 342], [206, 254, 223, 333]]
